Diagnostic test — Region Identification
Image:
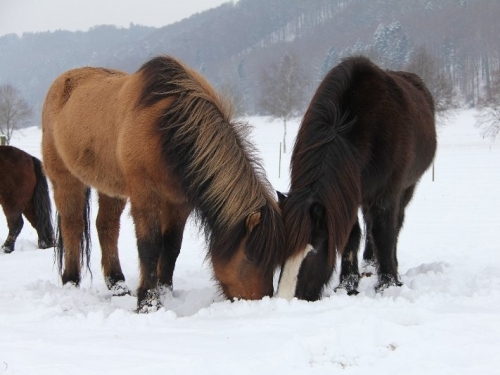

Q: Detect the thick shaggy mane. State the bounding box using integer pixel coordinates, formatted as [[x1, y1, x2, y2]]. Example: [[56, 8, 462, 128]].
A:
[[284, 57, 365, 266], [138, 55, 283, 273]]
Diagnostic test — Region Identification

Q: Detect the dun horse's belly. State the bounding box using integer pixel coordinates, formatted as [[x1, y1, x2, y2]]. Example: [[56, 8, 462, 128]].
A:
[[54, 132, 127, 198]]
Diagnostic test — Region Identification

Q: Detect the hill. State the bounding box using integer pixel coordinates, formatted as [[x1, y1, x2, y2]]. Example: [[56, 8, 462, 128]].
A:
[[1, 0, 498, 120]]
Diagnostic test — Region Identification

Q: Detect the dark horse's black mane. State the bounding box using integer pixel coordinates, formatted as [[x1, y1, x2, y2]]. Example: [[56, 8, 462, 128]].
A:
[[283, 57, 365, 267]]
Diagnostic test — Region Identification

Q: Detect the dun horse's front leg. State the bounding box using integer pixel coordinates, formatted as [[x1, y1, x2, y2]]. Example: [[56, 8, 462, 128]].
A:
[[130, 199, 163, 313], [96, 193, 128, 296], [157, 203, 190, 292]]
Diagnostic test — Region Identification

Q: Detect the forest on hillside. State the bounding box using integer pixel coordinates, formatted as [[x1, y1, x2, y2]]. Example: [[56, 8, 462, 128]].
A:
[[0, 0, 498, 122]]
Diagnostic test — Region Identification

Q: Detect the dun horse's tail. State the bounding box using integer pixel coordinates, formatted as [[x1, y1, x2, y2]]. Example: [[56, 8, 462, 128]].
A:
[[31, 156, 54, 248], [55, 188, 92, 279]]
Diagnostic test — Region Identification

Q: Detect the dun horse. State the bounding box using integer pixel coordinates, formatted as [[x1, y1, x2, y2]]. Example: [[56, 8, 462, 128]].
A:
[[278, 56, 436, 301], [0, 145, 54, 253], [42, 55, 284, 312]]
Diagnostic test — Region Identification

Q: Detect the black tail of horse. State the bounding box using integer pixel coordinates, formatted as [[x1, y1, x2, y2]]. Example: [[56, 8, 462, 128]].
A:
[[55, 188, 92, 279], [284, 68, 363, 270], [31, 156, 55, 248]]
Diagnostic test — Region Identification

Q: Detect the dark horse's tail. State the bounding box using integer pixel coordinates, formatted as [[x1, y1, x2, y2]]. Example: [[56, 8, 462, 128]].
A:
[[55, 188, 92, 280], [31, 156, 55, 248], [284, 58, 364, 269]]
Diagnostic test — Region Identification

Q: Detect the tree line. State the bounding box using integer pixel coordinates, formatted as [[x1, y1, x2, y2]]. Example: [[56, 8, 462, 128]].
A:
[[1, 0, 499, 142]]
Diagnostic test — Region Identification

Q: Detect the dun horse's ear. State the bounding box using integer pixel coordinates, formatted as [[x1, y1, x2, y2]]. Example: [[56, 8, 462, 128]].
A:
[[246, 210, 261, 232], [277, 191, 287, 204], [310, 202, 325, 226]]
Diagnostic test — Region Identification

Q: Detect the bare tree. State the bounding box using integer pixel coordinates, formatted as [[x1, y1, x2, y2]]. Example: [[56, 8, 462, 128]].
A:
[[406, 46, 456, 122], [476, 69, 500, 140], [258, 53, 307, 153], [0, 85, 33, 145]]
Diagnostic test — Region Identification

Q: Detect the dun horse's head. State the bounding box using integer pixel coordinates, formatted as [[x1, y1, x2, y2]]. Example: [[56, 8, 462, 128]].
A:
[[276, 192, 335, 301], [211, 203, 285, 301]]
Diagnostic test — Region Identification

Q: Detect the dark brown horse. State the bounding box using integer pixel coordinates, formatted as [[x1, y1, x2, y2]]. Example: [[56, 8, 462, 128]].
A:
[[42, 55, 284, 312], [0, 145, 54, 253], [277, 56, 436, 301]]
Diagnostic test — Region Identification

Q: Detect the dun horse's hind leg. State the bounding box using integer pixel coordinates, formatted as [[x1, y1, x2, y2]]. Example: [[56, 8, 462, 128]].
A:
[[96, 193, 128, 295], [157, 204, 190, 292], [2, 210, 23, 253], [337, 220, 361, 295], [53, 178, 90, 286]]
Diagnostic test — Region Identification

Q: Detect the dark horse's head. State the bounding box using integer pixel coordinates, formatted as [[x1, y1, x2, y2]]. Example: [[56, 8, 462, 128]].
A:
[[277, 190, 352, 301], [277, 191, 326, 301]]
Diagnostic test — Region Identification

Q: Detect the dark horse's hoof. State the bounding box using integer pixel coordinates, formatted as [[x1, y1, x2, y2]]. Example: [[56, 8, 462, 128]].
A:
[[335, 273, 360, 296], [2, 245, 14, 254], [136, 289, 162, 314], [375, 274, 403, 292], [38, 239, 55, 249]]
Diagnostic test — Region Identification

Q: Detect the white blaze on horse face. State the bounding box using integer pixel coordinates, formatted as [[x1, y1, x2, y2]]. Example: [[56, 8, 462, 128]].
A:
[[277, 244, 314, 300]]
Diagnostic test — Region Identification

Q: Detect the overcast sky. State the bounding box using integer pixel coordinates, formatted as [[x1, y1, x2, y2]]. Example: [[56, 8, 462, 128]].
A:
[[0, 0, 232, 37]]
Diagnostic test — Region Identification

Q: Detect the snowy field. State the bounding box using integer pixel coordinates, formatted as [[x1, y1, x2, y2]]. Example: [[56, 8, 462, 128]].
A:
[[1, 109, 499, 374]]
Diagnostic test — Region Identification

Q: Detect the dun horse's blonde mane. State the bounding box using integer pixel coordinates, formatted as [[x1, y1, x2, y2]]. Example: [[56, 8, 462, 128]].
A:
[[138, 56, 275, 231]]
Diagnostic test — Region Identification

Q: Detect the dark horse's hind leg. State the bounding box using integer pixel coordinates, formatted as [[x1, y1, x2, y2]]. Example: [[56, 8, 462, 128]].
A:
[[393, 185, 417, 269], [2, 209, 23, 253], [337, 220, 361, 295], [361, 208, 377, 276], [96, 193, 128, 296], [129, 193, 164, 313], [364, 185, 417, 291], [157, 203, 190, 292], [366, 201, 402, 291]]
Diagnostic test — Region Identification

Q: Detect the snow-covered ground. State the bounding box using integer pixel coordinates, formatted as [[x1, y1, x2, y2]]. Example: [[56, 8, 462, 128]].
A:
[[1, 110, 499, 374]]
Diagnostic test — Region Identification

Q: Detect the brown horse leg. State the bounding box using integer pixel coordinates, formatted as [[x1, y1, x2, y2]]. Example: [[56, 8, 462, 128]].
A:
[[129, 195, 163, 313], [22, 201, 50, 249], [369, 202, 402, 291], [157, 204, 190, 291], [53, 180, 90, 286], [2, 208, 23, 253], [337, 220, 361, 295], [96, 193, 128, 295]]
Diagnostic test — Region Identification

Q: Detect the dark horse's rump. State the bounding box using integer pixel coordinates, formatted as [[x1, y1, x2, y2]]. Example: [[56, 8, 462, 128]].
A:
[[278, 56, 436, 301], [0, 145, 54, 253]]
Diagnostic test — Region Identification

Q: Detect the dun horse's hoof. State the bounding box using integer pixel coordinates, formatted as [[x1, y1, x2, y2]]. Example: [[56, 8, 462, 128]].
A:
[[62, 273, 80, 287], [109, 281, 131, 297]]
